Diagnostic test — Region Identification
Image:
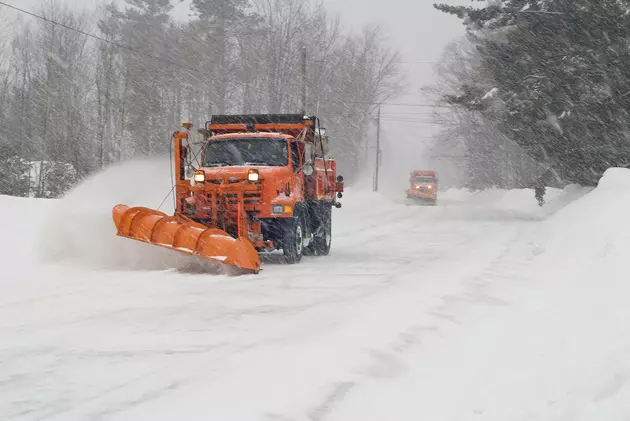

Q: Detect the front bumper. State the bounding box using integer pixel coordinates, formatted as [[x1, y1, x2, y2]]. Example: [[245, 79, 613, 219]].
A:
[[406, 189, 437, 201]]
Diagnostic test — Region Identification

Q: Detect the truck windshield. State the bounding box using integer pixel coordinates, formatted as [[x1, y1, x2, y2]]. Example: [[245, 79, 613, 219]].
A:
[[414, 176, 435, 184], [203, 138, 288, 167]]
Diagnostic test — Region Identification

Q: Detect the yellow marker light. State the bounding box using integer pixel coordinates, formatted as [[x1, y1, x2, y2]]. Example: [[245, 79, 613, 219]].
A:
[[248, 169, 259, 181], [283, 205, 293, 213], [194, 170, 205, 183]]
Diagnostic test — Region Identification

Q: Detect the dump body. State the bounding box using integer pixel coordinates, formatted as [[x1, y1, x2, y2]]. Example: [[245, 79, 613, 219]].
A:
[[406, 170, 438, 204], [112, 114, 344, 273]]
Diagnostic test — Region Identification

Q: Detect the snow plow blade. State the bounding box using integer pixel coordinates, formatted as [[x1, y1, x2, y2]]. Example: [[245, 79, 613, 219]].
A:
[[112, 205, 261, 273]]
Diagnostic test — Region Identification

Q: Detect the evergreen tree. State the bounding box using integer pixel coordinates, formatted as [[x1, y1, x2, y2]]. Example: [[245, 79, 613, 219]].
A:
[[435, 0, 630, 187]]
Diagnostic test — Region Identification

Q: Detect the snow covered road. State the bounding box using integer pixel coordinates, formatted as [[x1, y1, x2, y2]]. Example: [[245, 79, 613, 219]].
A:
[[2, 158, 629, 421]]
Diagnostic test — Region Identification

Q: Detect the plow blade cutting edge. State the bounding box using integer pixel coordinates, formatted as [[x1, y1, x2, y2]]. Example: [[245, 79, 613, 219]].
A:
[[112, 205, 261, 273]]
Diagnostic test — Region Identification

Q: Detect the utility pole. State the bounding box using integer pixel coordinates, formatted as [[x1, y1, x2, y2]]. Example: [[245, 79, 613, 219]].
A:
[[301, 45, 307, 116], [374, 106, 381, 192]]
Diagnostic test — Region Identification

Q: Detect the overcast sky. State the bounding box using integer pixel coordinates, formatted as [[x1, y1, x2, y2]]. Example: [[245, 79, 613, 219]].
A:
[[5, 0, 471, 190]]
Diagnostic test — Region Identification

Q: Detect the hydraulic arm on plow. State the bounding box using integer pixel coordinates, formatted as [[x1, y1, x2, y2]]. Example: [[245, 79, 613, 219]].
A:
[[112, 114, 344, 274]]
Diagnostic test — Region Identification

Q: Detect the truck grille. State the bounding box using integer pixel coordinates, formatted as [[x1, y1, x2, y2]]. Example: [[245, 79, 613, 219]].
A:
[[223, 193, 262, 206]]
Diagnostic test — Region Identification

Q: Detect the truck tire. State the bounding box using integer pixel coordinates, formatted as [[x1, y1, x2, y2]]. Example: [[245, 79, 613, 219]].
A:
[[283, 214, 304, 264], [312, 207, 332, 256]]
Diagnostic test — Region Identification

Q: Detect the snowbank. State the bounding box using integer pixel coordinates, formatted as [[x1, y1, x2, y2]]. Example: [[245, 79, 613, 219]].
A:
[[437, 185, 589, 220], [534, 167, 630, 262], [457, 169, 630, 421]]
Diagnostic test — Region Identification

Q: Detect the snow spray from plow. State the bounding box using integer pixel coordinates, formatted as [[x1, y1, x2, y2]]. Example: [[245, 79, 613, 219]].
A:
[[38, 157, 228, 272]]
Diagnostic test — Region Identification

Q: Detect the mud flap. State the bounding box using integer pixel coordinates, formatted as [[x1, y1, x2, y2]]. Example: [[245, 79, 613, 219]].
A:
[[112, 205, 261, 273]]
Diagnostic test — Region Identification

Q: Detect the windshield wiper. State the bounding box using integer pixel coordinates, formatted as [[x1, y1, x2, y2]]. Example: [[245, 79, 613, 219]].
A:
[[244, 162, 270, 166], [206, 162, 231, 167]]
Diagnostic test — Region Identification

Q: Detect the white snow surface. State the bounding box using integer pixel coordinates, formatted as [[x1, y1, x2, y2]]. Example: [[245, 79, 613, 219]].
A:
[[2, 157, 630, 420]]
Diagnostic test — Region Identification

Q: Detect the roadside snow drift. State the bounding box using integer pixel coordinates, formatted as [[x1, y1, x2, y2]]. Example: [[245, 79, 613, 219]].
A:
[[3, 162, 630, 421]]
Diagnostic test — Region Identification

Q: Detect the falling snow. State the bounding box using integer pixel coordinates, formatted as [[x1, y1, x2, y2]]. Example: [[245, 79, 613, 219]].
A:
[[2, 0, 630, 420]]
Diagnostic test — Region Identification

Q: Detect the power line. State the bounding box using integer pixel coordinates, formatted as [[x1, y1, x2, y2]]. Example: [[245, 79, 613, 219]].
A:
[[380, 119, 450, 125], [0, 0, 203, 76], [345, 100, 451, 108], [394, 61, 438, 64], [380, 116, 445, 120], [380, 111, 452, 116]]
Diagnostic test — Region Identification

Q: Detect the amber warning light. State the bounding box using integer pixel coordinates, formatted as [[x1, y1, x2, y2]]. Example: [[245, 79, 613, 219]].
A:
[[194, 170, 205, 183]]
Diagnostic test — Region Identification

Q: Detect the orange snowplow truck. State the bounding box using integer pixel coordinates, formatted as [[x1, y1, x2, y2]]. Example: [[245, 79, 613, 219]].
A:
[[112, 114, 344, 274], [406, 170, 438, 205]]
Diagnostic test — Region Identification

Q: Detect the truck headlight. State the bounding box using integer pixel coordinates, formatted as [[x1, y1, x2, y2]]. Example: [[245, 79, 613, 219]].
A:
[[248, 169, 259, 181], [194, 171, 205, 183]]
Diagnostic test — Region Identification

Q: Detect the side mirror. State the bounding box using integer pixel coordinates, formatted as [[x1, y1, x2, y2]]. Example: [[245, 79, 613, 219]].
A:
[[302, 162, 315, 176]]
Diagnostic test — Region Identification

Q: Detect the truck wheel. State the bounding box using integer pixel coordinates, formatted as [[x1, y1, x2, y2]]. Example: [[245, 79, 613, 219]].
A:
[[283, 215, 304, 264], [313, 207, 332, 256]]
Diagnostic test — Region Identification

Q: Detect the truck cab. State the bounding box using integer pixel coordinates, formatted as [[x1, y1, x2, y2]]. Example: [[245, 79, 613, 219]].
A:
[[406, 170, 438, 205]]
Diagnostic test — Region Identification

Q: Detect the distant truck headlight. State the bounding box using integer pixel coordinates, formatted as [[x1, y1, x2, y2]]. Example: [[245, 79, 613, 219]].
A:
[[194, 171, 205, 183]]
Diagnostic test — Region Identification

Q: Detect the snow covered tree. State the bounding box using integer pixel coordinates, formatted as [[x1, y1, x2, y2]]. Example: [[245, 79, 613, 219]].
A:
[[435, 0, 630, 188], [0, 156, 31, 197], [425, 36, 545, 190], [114, 0, 176, 156], [190, 0, 252, 114], [38, 161, 78, 198]]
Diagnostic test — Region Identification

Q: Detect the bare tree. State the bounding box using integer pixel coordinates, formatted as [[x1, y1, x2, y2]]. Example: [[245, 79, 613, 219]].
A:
[[0, 0, 403, 196]]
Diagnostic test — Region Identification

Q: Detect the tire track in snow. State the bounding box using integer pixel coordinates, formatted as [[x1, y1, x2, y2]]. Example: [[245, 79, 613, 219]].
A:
[[303, 223, 532, 421]]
